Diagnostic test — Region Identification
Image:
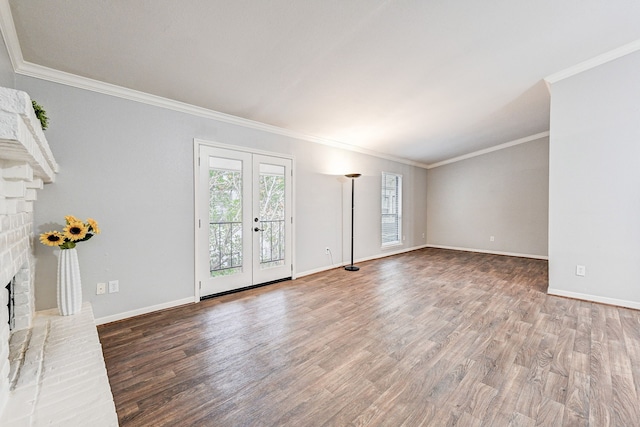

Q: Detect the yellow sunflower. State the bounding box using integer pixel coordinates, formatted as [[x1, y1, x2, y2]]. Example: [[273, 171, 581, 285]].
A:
[[40, 231, 64, 247], [87, 218, 100, 234], [65, 215, 79, 224], [63, 221, 89, 241]]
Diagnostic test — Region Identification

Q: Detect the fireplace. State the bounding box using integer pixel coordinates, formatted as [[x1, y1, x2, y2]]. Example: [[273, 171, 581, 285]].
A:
[[0, 86, 58, 417], [0, 86, 118, 425]]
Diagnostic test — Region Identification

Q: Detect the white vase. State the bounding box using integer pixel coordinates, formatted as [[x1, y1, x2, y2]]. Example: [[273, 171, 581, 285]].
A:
[[57, 248, 82, 315]]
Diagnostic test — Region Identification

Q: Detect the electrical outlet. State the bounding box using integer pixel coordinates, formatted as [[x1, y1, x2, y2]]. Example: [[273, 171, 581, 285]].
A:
[[97, 283, 106, 295], [576, 265, 586, 277], [490, 236, 495, 242], [422, 233, 425, 239], [108, 280, 119, 293], [325, 247, 330, 254]]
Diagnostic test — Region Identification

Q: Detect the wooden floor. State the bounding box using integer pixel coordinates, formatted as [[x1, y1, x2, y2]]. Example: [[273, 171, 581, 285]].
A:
[[98, 248, 640, 426]]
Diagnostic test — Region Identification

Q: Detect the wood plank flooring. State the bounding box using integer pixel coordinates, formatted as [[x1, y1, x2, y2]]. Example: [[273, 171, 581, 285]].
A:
[[97, 248, 640, 426]]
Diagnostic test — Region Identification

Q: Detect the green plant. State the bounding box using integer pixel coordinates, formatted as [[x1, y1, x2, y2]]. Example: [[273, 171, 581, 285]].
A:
[[31, 100, 49, 130]]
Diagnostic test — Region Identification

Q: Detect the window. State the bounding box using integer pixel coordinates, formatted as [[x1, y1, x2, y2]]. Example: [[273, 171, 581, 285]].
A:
[[381, 172, 402, 246]]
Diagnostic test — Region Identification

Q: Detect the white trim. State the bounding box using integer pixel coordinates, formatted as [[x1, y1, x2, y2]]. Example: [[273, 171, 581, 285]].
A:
[[296, 263, 345, 278], [296, 244, 430, 278], [545, 39, 640, 85], [193, 140, 201, 300], [194, 138, 294, 160], [96, 243, 552, 324], [3, 0, 638, 171], [291, 156, 297, 280], [288, 244, 549, 278], [0, 0, 23, 71], [0, 0, 429, 171], [547, 288, 640, 311], [94, 297, 195, 325], [358, 244, 429, 262], [426, 244, 548, 260], [426, 132, 550, 169]]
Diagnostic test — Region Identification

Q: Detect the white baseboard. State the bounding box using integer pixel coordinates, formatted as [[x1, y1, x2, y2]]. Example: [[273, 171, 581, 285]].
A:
[[96, 244, 545, 324], [296, 263, 344, 278], [547, 288, 640, 311], [296, 244, 430, 278], [425, 244, 548, 260], [357, 244, 430, 263], [94, 297, 195, 325]]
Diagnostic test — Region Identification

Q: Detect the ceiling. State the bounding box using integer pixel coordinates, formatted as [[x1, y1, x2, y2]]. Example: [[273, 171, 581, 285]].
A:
[[5, 0, 640, 165]]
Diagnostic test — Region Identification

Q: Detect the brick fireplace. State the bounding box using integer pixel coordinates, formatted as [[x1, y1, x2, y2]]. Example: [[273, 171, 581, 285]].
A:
[[0, 86, 58, 414], [0, 87, 118, 426]]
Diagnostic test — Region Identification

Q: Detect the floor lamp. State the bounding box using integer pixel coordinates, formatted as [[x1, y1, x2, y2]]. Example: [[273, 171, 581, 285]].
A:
[[345, 173, 361, 271]]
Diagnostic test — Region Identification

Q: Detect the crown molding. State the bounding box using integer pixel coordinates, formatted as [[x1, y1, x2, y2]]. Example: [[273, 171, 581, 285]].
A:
[[426, 131, 550, 169], [0, 0, 429, 170], [16, 61, 434, 168], [3, 0, 639, 172], [545, 39, 640, 85], [0, 0, 24, 71]]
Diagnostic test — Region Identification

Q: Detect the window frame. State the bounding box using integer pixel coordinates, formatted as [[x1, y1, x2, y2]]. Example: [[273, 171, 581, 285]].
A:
[[381, 171, 403, 248]]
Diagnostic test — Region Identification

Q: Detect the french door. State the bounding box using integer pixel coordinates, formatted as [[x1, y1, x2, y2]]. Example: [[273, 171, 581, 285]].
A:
[[196, 144, 293, 298]]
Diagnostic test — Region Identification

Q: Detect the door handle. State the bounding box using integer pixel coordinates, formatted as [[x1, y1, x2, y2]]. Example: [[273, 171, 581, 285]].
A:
[[254, 227, 263, 232]]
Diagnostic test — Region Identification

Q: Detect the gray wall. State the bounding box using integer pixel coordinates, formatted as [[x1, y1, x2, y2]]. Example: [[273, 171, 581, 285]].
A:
[[427, 137, 549, 257], [15, 75, 428, 319], [548, 51, 640, 307]]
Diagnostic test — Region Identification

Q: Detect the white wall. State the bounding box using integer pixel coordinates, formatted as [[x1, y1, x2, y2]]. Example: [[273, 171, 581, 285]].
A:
[[15, 75, 428, 320], [548, 50, 640, 308], [426, 137, 549, 257]]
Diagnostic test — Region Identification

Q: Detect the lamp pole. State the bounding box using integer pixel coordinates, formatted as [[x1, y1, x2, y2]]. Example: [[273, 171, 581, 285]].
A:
[[345, 173, 361, 271]]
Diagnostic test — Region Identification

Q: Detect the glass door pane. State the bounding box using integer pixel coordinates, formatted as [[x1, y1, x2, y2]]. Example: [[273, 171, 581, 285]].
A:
[[199, 146, 252, 297], [252, 155, 292, 285], [258, 163, 286, 269], [209, 157, 243, 277]]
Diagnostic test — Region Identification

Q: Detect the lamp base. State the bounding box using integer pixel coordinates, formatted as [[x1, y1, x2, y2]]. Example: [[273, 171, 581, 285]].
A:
[[344, 265, 360, 272]]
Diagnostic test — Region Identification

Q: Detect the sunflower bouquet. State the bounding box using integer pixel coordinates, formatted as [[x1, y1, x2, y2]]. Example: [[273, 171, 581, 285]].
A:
[[40, 215, 100, 249]]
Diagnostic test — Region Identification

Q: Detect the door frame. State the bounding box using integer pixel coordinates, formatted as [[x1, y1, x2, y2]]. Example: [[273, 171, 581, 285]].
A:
[[193, 138, 296, 301]]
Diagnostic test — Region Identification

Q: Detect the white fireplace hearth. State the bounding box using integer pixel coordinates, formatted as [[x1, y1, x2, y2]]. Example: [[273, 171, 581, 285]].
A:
[[0, 87, 118, 425]]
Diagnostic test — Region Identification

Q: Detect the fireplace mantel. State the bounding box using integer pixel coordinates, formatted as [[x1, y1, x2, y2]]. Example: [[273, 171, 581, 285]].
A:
[[0, 87, 58, 184], [0, 86, 57, 314]]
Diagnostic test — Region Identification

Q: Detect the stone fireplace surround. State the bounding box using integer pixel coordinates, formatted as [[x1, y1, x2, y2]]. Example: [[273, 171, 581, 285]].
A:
[[0, 87, 118, 425]]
